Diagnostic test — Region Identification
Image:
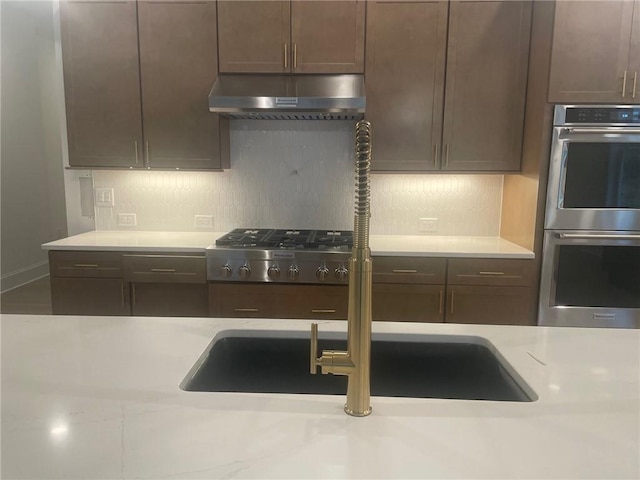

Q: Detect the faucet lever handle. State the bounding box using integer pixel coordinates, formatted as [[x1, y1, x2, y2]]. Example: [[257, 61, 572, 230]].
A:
[[310, 323, 319, 374]]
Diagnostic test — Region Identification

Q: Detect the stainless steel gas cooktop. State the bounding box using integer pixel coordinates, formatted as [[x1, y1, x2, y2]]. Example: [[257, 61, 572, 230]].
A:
[[207, 228, 354, 284]]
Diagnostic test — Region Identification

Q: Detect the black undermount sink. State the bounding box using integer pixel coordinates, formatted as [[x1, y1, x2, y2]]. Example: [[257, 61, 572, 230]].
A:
[[180, 331, 535, 402]]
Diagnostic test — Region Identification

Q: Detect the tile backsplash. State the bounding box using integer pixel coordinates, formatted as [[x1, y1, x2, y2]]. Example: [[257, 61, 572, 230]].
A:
[[93, 120, 503, 236]]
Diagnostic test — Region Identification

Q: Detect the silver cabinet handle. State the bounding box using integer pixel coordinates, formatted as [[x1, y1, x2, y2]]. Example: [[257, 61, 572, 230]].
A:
[[438, 289, 444, 315], [478, 271, 505, 276], [284, 43, 288, 69], [74, 263, 98, 268], [311, 309, 336, 314], [145, 141, 150, 166], [433, 144, 439, 167], [622, 70, 628, 97], [293, 43, 297, 70], [392, 269, 418, 274], [134, 141, 139, 164], [450, 289, 455, 315], [150, 268, 176, 273], [556, 233, 640, 240], [121, 283, 125, 307], [633, 71, 638, 99], [132, 284, 136, 307], [234, 308, 258, 313], [445, 144, 450, 167]]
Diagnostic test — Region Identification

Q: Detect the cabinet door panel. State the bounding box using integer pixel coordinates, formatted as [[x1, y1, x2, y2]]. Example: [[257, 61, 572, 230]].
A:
[[629, 1, 640, 102], [366, 1, 447, 171], [442, 1, 531, 172], [446, 286, 533, 326], [138, 1, 222, 169], [548, 0, 635, 103], [60, 1, 143, 167], [373, 284, 444, 323], [291, 0, 365, 73], [131, 283, 208, 317], [373, 256, 446, 284], [51, 278, 130, 316], [217, 1, 290, 73], [447, 259, 535, 287]]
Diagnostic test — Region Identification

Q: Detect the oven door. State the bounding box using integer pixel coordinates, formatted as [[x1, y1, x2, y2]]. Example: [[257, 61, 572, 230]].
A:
[[545, 126, 640, 231], [539, 230, 640, 328]]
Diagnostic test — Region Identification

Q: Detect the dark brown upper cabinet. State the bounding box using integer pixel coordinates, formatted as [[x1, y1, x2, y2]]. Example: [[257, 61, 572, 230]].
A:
[[548, 0, 640, 104], [60, 1, 226, 170], [366, 0, 532, 173], [217, 0, 365, 74]]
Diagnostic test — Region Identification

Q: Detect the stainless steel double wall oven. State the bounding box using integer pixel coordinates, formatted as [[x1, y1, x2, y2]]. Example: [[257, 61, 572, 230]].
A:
[[539, 105, 640, 328]]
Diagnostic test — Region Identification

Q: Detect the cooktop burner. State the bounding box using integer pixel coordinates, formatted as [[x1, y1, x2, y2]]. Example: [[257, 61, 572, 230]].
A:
[[216, 228, 353, 250]]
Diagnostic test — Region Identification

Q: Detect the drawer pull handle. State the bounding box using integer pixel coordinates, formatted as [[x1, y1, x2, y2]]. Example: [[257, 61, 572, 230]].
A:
[[234, 308, 258, 313], [150, 268, 176, 273], [392, 269, 418, 274], [439, 289, 444, 315], [74, 263, 98, 268], [132, 284, 136, 307], [478, 271, 505, 276], [311, 309, 336, 314]]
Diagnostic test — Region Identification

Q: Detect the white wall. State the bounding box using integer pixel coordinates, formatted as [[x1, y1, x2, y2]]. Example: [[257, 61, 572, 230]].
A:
[[0, 0, 68, 292], [93, 120, 503, 236]]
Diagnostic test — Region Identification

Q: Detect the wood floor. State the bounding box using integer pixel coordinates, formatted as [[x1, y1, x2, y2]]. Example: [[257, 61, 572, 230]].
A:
[[1, 276, 52, 315]]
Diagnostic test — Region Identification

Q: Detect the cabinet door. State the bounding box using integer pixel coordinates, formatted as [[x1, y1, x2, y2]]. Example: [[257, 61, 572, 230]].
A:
[[131, 283, 208, 317], [548, 0, 636, 103], [217, 0, 290, 73], [291, 0, 365, 73], [445, 286, 533, 326], [373, 284, 444, 323], [60, 1, 143, 168], [51, 278, 130, 316], [138, 1, 223, 169], [442, 1, 531, 172], [365, 1, 448, 171]]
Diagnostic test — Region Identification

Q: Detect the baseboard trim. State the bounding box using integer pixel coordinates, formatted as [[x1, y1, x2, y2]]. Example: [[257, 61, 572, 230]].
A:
[[1, 262, 50, 294]]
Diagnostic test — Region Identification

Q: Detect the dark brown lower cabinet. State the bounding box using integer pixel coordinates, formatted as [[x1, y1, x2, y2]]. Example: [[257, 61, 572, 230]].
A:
[[372, 284, 444, 323], [209, 283, 348, 320], [445, 286, 533, 326], [51, 277, 130, 316], [130, 283, 208, 317]]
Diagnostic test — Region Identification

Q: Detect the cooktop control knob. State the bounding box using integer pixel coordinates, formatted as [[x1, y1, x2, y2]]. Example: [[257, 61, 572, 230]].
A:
[[335, 266, 348, 281], [238, 265, 251, 280], [267, 265, 281, 280], [287, 266, 300, 281], [219, 264, 232, 279], [316, 266, 330, 281]]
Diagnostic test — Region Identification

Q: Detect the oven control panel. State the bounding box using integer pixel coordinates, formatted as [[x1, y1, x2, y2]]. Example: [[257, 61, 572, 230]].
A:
[[562, 106, 640, 124]]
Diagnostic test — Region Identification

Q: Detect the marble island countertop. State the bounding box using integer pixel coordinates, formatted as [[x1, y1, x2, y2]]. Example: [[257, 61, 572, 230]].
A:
[[1, 314, 638, 479], [42, 230, 535, 258]]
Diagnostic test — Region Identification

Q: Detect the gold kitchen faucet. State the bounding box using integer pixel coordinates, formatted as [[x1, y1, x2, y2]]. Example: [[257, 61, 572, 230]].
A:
[[310, 120, 373, 417]]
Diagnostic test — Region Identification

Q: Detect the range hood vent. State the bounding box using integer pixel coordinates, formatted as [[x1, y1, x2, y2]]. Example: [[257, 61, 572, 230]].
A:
[[208, 74, 365, 120]]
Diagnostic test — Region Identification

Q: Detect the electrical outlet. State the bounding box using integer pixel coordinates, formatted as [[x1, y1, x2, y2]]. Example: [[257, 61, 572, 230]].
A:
[[195, 215, 214, 230], [95, 188, 114, 207], [419, 217, 438, 233], [118, 213, 137, 227]]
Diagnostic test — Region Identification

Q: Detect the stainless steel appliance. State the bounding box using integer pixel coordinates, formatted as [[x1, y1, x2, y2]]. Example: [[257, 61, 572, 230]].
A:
[[208, 74, 365, 120], [207, 228, 353, 285], [539, 105, 640, 328]]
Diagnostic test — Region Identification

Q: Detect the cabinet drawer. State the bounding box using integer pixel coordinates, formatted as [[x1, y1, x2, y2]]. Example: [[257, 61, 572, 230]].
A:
[[447, 259, 534, 287], [372, 256, 446, 284], [49, 251, 123, 278], [283, 285, 348, 320], [210, 283, 282, 318], [123, 254, 206, 284], [445, 285, 534, 326], [372, 284, 444, 323]]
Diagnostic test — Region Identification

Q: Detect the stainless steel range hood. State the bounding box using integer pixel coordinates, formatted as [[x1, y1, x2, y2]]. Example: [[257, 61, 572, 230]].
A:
[[208, 74, 365, 120]]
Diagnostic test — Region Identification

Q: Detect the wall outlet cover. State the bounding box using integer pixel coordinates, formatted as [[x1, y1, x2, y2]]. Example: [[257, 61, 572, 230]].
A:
[[95, 188, 115, 207], [419, 217, 438, 233], [195, 215, 214, 230], [118, 213, 137, 227]]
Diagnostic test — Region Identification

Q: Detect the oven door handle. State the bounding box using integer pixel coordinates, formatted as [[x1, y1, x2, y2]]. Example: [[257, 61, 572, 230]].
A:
[[562, 127, 640, 135], [556, 233, 640, 240]]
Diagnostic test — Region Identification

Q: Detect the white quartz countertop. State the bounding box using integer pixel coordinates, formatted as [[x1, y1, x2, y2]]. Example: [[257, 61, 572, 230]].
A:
[[42, 231, 534, 258], [2, 315, 637, 479]]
